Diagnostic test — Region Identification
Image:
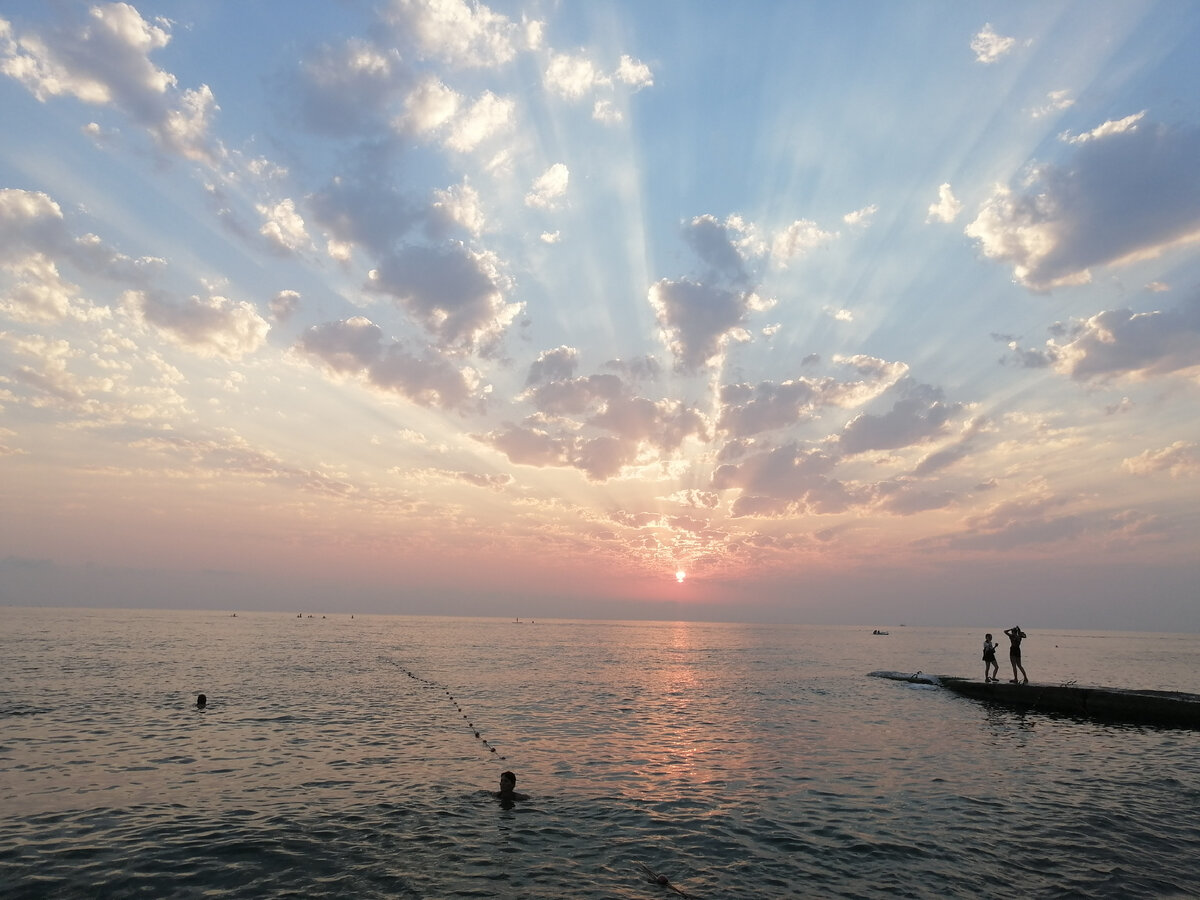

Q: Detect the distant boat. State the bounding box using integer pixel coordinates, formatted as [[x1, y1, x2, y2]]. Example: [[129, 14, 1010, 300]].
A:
[[872, 629, 889, 635]]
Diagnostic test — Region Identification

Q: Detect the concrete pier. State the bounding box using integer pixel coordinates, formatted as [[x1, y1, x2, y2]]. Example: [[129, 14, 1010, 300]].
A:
[[868, 671, 1200, 729]]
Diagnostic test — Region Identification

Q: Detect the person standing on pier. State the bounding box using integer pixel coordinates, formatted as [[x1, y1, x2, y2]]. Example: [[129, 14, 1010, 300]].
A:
[[982, 633, 999, 682], [1004, 625, 1028, 684]]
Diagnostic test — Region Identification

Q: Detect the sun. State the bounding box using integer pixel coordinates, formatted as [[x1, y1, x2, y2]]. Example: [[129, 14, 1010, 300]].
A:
[[675, 569, 686, 583]]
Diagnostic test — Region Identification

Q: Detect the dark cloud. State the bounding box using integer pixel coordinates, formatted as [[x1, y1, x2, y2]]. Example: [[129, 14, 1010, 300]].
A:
[[647, 277, 753, 372], [838, 380, 962, 455], [967, 118, 1200, 291], [127, 290, 269, 359], [290, 40, 410, 135], [682, 214, 749, 283], [1051, 292, 1200, 381], [367, 242, 516, 351], [296, 316, 479, 410], [525, 345, 578, 386]]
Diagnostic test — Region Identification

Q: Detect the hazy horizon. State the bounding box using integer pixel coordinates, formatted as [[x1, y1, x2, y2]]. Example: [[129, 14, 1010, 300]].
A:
[[2, 2, 1198, 632]]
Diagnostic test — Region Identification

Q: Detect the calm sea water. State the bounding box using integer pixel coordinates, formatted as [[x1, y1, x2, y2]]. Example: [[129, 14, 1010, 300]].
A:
[[1, 607, 1198, 899]]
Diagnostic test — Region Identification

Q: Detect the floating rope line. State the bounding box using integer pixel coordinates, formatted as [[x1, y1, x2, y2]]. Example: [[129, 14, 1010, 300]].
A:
[[395, 663, 507, 761]]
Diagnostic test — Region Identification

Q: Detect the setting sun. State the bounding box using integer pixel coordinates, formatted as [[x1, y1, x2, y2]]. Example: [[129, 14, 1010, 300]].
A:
[[676, 570, 686, 583]]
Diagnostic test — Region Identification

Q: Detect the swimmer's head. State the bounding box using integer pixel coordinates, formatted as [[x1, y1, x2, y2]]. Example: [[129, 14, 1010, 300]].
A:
[[196, 694, 207, 708], [500, 770, 516, 792]]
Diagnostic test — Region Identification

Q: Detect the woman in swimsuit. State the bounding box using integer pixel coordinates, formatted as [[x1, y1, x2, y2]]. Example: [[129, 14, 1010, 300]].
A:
[[1004, 625, 1028, 684]]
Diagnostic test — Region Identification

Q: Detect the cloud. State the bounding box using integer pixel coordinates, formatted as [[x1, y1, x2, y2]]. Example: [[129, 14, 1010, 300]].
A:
[[615, 54, 653, 90], [431, 180, 485, 237], [771, 219, 836, 266], [965, 118, 1200, 291], [124, 289, 270, 360], [296, 316, 480, 409], [647, 278, 756, 372], [366, 242, 520, 351], [971, 23, 1016, 64], [718, 357, 906, 439], [1, 3, 220, 163], [257, 198, 310, 254], [838, 379, 962, 455], [1031, 89, 1074, 120], [525, 163, 569, 209], [1048, 293, 1200, 382], [1122, 442, 1200, 478], [293, 39, 408, 135], [269, 290, 300, 321], [843, 204, 878, 227], [926, 183, 962, 223], [711, 442, 853, 517], [444, 90, 513, 151], [544, 52, 601, 100], [382, 0, 521, 68], [525, 345, 579, 386]]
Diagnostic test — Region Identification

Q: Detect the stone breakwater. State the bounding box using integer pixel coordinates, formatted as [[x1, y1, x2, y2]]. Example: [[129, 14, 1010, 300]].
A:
[[868, 671, 1200, 730]]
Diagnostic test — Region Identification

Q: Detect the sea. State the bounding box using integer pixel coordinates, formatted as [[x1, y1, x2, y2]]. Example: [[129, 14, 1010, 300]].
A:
[[1, 607, 1198, 899]]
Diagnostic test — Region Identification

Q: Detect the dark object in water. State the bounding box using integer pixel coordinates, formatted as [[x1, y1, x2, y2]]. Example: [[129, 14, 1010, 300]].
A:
[[196, 694, 207, 709], [636, 862, 696, 898]]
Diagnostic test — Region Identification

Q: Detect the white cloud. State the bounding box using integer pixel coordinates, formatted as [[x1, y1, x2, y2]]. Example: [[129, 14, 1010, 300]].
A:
[[1061, 110, 1144, 144], [401, 75, 461, 134], [615, 54, 653, 90], [843, 204, 878, 227], [432, 181, 485, 236], [1031, 89, 1074, 119], [1, 3, 221, 164], [544, 52, 600, 100], [771, 219, 836, 266], [383, 0, 519, 68], [525, 163, 570, 209], [926, 183, 962, 223], [592, 99, 621, 124], [444, 90, 513, 151], [971, 23, 1016, 64], [257, 198, 310, 253]]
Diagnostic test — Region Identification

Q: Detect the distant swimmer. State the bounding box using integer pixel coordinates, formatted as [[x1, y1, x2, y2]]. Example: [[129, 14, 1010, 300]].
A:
[[1004, 625, 1029, 684], [636, 862, 696, 898], [495, 770, 529, 805], [196, 693, 207, 709]]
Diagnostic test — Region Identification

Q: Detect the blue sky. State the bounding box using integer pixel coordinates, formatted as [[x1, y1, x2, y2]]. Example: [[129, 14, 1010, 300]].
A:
[[1, 1, 1198, 629]]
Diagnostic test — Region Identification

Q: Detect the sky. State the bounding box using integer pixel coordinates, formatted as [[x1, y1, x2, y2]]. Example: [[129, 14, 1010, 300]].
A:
[[1, 1, 1198, 630]]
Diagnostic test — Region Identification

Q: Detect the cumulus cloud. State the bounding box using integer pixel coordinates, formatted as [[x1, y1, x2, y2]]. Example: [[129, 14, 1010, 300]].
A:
[[269, 290, 300, 321], [382, 0, 521, 68], [124, 289, 270, 359], [843, 204, 878, 227], [366, 242, 520, 351], [444, 90, 513, 151], [544, 52, 600, 100], [525, 345, 579, 386], [543, 50, 653, 113], [431, 180, 485, 237], [1031, 89, 1074, 119], [970, 23, 1016, 64], [965, 118, 1200, 291], [525, 163, 569, 209], [293, 39, 407, 135], [1047, 293, 1200, 382], [1122, 442, 1200, 478], [1, 3, 220, 163], [308, 175, 422, 258], [771, 218, 836, 266], [296, 316, 480, 409], [926, 183, 962, 223], [838, 379, 963, 455], [648, 278, 757, 372], [711, 442, 853, 517], [257, 198, 310, 254]]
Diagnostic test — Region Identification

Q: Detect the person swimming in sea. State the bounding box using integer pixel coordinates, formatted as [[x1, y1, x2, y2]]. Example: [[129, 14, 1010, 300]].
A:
[[196, 693, 207, 709], [495, 770, 529, 804]]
